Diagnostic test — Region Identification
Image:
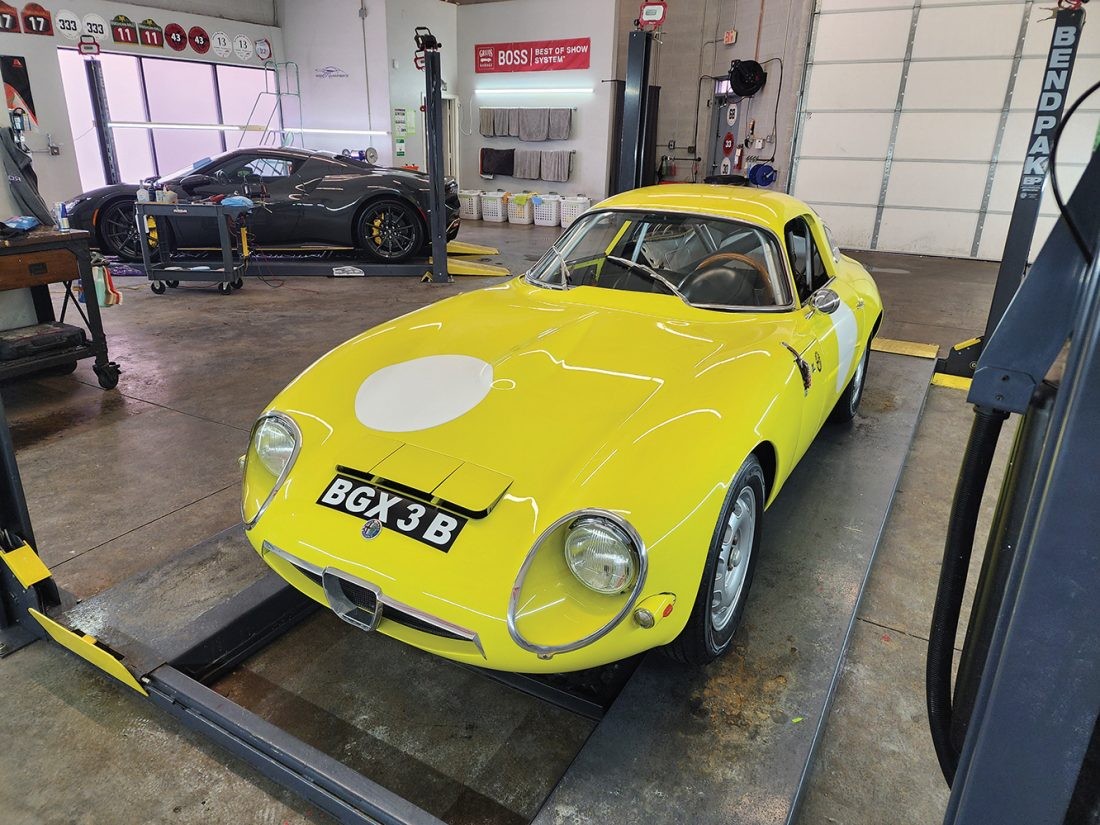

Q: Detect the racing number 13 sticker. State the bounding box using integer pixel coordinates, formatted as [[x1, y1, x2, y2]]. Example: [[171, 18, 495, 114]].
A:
[[211, 31, 232, 58]]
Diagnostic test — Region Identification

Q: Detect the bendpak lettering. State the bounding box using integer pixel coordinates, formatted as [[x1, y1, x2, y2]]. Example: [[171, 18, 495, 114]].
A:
[[1019, 22, 1078, 200]]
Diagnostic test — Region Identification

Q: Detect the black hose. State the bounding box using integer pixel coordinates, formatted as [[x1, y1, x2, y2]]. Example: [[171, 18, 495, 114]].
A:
[[927, 405, 1008, 785]]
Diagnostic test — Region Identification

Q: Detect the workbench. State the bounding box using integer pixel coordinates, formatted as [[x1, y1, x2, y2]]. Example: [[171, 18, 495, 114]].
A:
[[136, 201, 252, 296], [0, 228, 120, 389]]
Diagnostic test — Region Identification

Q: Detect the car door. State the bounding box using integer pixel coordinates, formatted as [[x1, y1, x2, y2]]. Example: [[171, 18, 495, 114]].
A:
[[782, 214, 862, 453]]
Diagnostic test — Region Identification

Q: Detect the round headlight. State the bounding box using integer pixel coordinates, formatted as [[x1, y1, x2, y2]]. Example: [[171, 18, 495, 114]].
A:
[[564, 517, 638, 594], [253, 416, 297, 477]]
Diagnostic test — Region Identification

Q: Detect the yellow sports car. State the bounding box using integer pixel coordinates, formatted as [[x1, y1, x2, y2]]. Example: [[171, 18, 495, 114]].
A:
[[241, 185, 882, 673]]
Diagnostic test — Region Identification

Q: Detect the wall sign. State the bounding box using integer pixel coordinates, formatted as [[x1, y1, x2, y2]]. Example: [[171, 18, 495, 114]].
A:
[[1, 55, 37, 124], [232, 34, 253, 61], [0, 3, 20, 33], [55, 9, 80, 40], [255, 38, 271, 61], [21, 3, 52, 35], [138, 19, 163, 48], [210, 31, 231, 58], [188, 25, 209, 54], [110, 14, 137, 44], [82, 13, 107, 41], [164, 22, 186, 51], [475, 38, 591, 73]]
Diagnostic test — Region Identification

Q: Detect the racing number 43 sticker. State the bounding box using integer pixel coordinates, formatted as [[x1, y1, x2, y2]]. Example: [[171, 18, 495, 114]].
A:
[[317, 474, 466, 552]]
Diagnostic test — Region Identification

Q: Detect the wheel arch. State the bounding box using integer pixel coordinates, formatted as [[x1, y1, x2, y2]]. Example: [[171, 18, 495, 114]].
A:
[[751, 440, 779, 507]]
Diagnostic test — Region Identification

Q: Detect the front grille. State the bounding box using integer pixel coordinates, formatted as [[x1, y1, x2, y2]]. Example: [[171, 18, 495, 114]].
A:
[[384, 604, 469, 642]]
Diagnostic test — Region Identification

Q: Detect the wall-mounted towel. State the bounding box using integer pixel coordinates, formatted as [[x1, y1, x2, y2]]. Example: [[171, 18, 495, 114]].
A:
[[548, 108, 573, 140], [479, 107, 495, 137], [480, 147, 515, 176], [540, 150, 571, 183], [492, 109, 511, 137], [508, 108, 521, 137], [519, 108, 550, 142], [514, 148, 542, 180]]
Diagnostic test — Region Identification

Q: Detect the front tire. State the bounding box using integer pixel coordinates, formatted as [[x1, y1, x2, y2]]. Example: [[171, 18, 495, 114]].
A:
[[99, 199, 142, 261], [664, 454, 765, 666], [829, 343, 870, 423], [356, 199, 425, 263]]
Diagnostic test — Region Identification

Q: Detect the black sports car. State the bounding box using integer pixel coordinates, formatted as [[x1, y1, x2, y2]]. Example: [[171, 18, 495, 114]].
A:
[[64, 147, 461, 262]]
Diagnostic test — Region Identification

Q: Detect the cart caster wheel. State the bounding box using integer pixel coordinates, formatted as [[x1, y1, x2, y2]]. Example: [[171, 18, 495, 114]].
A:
[[218, 282, 233, 295], [150, 281, 166, 295], [94, 362, 121, 390], [166, 280, 179, 289], [231, 278, 244, 290]]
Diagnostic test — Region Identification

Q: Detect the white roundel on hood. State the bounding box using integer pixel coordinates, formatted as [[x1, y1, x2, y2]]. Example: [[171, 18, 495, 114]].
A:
[[355, 355, 494, 432]]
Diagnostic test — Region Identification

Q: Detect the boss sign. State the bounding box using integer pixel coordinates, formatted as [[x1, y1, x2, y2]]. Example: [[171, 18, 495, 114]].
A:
[[475, 38, 591, 73]]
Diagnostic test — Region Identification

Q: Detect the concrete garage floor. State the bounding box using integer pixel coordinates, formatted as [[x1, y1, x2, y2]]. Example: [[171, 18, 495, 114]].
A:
[[0, 221, 1003, 824]]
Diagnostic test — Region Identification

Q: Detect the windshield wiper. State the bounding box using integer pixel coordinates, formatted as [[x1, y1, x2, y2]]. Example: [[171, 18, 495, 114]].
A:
[[605, 255, 690, 304]]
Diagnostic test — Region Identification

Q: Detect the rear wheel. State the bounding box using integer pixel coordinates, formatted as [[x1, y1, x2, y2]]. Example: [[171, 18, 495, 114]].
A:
[[664, 454, 765, 665], [356, 199, 424, 263], [99, 199, 142, 261]]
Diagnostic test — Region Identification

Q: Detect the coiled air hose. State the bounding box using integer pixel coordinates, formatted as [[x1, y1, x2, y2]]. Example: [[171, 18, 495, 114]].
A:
[[926, 405, 1008, 785]]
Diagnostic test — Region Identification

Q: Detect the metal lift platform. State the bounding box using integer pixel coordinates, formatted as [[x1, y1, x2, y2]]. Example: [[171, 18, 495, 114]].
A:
[[0, 347, 933, 825]]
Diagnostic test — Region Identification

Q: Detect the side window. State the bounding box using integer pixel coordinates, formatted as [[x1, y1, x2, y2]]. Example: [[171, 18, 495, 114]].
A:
[[244, 157, 294, 180], [784, 216, 830, 303]]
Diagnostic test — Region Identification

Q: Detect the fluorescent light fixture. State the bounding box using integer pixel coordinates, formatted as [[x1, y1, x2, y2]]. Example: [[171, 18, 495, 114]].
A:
[[108, 121, 243, 131], [281, 127, 390, 136], [475, 87, 593, 95]]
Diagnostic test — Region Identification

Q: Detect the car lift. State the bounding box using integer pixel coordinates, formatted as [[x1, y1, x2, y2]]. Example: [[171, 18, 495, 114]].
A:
[[926, 123, 1100, 822], [938, 2, 1086, 378]]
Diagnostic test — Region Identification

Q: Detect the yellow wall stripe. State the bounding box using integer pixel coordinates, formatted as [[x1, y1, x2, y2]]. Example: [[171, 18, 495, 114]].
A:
[[872, 337, 940, 359]]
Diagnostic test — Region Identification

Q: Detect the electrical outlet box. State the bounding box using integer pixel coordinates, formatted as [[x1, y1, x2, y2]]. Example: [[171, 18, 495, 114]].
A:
[[49, 145, 60, 156], [753, 138, 764, 149], [723, 29, 737, 45]]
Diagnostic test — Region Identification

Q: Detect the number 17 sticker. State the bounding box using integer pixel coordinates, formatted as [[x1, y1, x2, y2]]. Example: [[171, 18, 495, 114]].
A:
[[22, 3, 53, 35]]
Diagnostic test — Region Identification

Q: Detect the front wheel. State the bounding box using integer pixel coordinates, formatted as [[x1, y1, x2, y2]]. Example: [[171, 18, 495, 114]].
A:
[[99, 199, 142, 261], [663, 454, 765, 665], [829, 343, 870, 423], [356, 199, 425, 263]]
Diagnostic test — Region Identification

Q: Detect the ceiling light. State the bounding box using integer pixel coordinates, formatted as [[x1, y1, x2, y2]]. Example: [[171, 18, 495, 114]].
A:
[[281, 127, 390, 136], [108, 121, 243, 131], [475, 88, 593, 95]]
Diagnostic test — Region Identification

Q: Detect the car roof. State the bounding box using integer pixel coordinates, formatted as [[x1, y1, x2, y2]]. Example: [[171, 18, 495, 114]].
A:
[[595, 184, 814, 229]]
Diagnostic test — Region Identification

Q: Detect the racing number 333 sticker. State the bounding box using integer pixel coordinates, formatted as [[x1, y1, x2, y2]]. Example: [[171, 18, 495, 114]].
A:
[[317, 474, 467, 552]]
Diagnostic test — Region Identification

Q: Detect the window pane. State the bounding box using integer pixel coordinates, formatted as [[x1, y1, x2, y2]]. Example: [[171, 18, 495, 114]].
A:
[[142, 57, 224, 175], [98, 53, 157, 183], [57, 49, 104, 192], [216, 65, 281, 149]]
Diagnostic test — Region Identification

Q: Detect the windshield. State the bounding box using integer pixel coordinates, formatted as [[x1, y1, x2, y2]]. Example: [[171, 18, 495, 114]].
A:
[[155, 156, 218, 184], [527, 210, 791, 310]]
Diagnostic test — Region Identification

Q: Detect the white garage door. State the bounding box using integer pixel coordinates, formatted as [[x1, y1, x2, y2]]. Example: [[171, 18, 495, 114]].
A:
[[790, 0, 1100, 260]]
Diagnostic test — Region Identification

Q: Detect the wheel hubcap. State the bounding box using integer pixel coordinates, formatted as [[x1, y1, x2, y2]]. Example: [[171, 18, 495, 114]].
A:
[[710, 486, 756, 632], [366, 207, 416, 258]]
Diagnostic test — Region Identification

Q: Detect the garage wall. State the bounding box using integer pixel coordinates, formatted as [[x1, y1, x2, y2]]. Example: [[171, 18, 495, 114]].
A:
[[615, 0, 814, 191], [454, 0, 619, 200], [790, 0, 1100, 259], [0, 0, 282, 207]]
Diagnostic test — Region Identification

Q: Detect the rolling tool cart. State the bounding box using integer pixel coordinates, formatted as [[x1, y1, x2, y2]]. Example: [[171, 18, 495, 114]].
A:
[[136, 201, 252, 296], [0, 227, 120, 389]]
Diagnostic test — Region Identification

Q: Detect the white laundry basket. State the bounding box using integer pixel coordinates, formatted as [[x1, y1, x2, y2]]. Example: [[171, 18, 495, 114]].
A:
[[507, 193, 535, 225], [533, 194, 562, 226], [560, 196, 591, 229], [458, 190, 482, 220], [480, 191, 508, 223]]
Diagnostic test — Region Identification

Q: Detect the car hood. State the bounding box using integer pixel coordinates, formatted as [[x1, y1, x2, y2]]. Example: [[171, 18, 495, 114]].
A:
[[272, 279, 781, 511]]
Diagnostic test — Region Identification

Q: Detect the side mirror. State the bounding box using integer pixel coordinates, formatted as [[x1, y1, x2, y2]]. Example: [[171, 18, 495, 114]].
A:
[[810, 288, 841, 314], [180, 173, 216, 192]]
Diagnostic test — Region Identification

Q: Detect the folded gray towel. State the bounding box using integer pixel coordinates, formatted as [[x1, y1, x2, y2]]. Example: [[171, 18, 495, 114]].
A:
[[519, 108, 550, 141], [492, 108, 510, 136], [479, 107, 495, 137], [540, 150, 571, 183], [514, 148, 542, 179], [548, 108, 572, 140], [508, 108, 521, 137]]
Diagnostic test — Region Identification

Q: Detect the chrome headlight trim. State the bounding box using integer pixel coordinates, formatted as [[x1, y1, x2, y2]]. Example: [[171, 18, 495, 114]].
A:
[[507, 508, 648, 659], [242, 411, 302, 530]]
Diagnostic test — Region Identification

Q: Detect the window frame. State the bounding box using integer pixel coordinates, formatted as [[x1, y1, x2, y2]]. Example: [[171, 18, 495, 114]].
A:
[[783, 214, 836, 307], [525, 208, 797, 313]]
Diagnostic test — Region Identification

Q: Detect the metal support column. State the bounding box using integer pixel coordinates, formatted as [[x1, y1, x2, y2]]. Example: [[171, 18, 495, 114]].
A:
[[84, 58, 120, 186], [416, 27, 450, 285], [614, 30, 653, 195]]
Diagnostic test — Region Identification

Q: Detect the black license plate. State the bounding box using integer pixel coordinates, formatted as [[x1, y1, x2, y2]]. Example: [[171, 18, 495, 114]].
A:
[[317, 474, 466, 552]]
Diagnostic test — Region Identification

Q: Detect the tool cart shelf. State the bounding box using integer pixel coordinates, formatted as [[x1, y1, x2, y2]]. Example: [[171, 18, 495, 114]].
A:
[[0, 227, 120, 389], [136, 202, 252, 296]]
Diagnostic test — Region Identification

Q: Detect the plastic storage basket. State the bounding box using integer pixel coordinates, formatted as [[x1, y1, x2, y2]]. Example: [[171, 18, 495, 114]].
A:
[[533, 194, 562, 226], [458, 190, 482, 220], [507, 193, 535, 225], [560, 196, 592, 229], [480, 191, 508, 223]]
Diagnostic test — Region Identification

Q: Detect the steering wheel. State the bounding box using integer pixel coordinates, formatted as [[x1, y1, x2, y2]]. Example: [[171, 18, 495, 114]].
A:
[[689, 252, 777, 305]]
